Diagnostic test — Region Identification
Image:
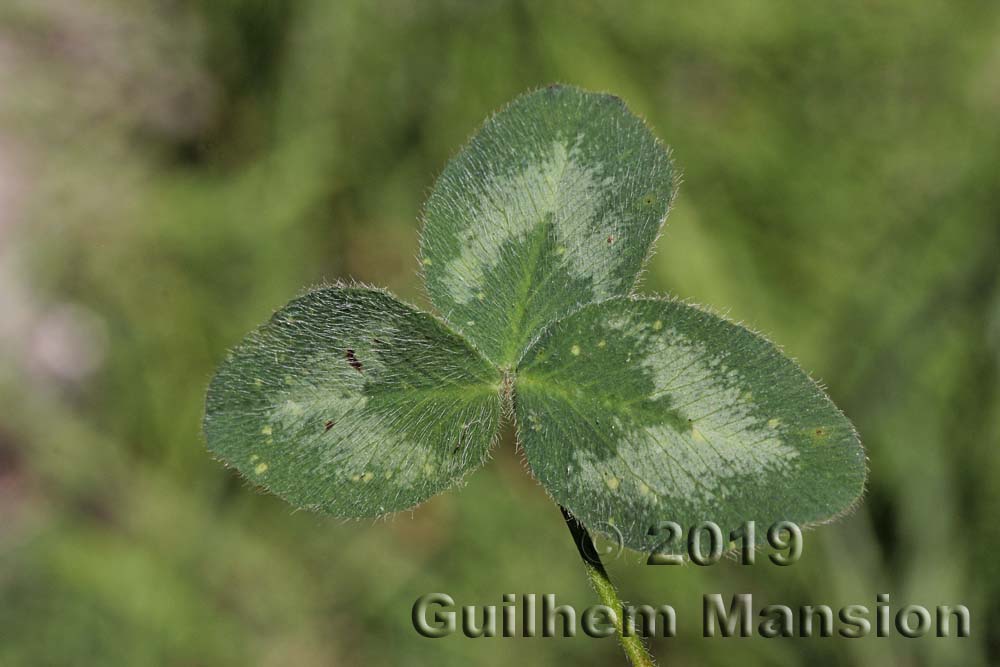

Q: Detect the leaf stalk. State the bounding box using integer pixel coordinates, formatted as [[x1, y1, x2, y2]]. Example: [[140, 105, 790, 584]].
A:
[[560, 506, 657, 667]]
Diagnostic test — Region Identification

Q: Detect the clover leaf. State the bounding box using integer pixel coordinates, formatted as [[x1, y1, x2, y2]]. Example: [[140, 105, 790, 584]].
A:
[[515, 296, 865, 553], [420, 85, 675, 366], [204, 85, 865, 666], [204, 287, 502, 516]]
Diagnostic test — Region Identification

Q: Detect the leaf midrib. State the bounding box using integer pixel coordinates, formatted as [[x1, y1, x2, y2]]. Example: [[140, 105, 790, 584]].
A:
[[370, 381, 501, 401], [499, 139, 573, 366]]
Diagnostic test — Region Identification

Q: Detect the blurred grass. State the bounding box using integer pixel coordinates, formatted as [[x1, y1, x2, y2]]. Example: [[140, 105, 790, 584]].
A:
[[0, 1, 998, 665]]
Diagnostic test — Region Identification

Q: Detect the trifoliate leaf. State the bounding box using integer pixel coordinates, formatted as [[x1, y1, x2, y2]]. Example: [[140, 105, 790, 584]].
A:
[[204, 287, 503, 517], [420, 85, 675, 367], [514, 297, 866, 551]]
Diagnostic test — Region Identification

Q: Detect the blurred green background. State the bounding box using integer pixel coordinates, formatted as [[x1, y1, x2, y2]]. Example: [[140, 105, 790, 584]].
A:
[[1, 1, 998, 665]]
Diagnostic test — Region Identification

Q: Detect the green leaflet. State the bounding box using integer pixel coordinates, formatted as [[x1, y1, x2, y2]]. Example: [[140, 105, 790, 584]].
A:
[[420, 85, 675, 367], [204, 287, 502, 517], [514, 297, 866, 552]]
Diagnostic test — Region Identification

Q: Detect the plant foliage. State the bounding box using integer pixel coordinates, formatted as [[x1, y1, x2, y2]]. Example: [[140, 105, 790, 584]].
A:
[[204, 85, 865, 547]]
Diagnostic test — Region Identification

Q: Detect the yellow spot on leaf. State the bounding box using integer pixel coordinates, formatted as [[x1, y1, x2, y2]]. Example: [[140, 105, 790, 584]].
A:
[[606, 476, 620, 491], [423, 463, 435, 475], [384, 471, 393, 479], [422, 257, 433, 266], [261, 425, 272, 436], [528, 414, 542, 431], [691, 427, 706, 443], [570, 344, 581, 356], [254, 462, 269, 475], [638, 482, 650, 496], [351, 474, 360, 482], [362, 472, 374, 482], [768, 418, 781, 429], [652, 320, 663, 331], [597, 339, 606, 348]]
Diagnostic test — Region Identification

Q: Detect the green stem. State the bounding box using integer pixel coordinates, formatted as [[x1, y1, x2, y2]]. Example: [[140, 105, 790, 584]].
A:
[[560, 506, 657, 667]]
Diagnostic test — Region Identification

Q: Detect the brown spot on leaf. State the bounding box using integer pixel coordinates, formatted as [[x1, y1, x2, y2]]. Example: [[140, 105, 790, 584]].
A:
[[325, 420, 335, 432], [345, 348, 363, 372], [606, 235, 615, 244]]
